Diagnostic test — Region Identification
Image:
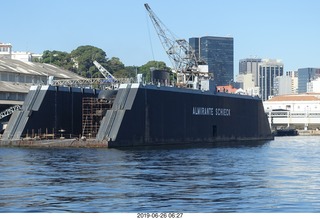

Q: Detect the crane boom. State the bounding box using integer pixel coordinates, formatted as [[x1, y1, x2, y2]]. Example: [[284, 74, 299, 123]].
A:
[[144, 3, 199, 73], [93, 60, 116, 82]]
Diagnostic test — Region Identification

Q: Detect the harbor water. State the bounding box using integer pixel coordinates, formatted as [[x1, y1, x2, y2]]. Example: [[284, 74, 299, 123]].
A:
[[1, 136, 320, 213]]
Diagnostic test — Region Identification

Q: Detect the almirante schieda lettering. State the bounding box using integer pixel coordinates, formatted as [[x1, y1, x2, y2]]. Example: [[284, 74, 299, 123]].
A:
[[192, 106, 231, 116]]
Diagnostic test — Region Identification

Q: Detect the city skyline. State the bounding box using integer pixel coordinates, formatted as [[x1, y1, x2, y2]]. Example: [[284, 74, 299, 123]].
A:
[[2, 0, 319, 75]]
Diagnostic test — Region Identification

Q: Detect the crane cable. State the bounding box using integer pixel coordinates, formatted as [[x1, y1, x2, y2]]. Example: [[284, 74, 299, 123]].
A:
[[145, 9, 156, 62]]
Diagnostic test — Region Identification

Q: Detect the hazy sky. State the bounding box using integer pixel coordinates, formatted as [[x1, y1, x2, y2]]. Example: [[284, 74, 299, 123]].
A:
[[2, 0, 319, 75]]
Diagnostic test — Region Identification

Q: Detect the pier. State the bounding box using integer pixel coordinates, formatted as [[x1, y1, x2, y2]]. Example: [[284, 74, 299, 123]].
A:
[[267, 110, 320, 131]]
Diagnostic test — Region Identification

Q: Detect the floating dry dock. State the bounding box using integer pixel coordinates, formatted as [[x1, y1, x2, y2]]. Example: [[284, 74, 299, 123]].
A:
[[1, 83, 273, 148]]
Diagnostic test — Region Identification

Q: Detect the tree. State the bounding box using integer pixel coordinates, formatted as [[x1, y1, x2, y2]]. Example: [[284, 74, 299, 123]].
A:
[[70, 45, 107, 77], [39, 45, 173, 81], [42, 50, 75, 72], [106, 57, 125, 74], [114, 66, 137, 79]]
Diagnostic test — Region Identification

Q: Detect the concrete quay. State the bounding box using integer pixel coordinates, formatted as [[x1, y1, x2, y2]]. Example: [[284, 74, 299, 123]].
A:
[[0, 138, 108, 148]]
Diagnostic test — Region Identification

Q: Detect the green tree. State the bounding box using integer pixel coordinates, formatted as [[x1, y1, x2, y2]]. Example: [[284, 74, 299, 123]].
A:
[[114, 66, 137, 79], [40, 45, 174, 82], [106, 57, 125, 74], [70, 45, 107, 77], [42, 50, 75, 72]]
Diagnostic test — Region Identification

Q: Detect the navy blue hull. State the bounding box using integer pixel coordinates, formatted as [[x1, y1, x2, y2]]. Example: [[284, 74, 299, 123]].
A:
[[1, 86, 98, 140], [97, 84, 273, 147], [2, 84, 273, 147]]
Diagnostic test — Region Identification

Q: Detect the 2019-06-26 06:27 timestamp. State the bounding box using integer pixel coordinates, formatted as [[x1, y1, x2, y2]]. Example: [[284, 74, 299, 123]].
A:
[[137, 213, 183, 218]]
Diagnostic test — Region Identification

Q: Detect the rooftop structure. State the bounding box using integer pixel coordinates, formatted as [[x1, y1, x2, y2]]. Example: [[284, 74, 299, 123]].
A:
[[0, 59, 84, 110], [0, 59, 83, 80], [266, 93, 320, 102], [0, 42, 12, 59], [216, 85, 238, 94]]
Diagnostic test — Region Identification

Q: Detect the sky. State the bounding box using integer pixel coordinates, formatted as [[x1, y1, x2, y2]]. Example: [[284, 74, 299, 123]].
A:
[[1, 0, 319, 76]]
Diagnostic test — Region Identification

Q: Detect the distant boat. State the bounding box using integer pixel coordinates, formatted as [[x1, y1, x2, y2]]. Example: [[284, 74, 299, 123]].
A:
[[273, 128, 299, 136]]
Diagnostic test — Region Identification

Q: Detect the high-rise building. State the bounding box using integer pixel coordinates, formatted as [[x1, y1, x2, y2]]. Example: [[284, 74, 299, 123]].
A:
[[239, 58, 262, 86], [274, 75, 292, 96], [189, 36, 234, 85], [258, 59, 284, 101], [298, 68, 320, 93], [286, 70, 298, 94]]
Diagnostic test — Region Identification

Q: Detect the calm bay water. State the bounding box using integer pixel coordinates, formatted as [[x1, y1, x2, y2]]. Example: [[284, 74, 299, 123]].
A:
[[1, 136, 320, 213]]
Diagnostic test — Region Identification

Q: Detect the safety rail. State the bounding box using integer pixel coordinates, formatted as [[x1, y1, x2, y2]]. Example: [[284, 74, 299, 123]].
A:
[[51, 78, 135, 87], [0, 105, 22, 120], [266, 110, 320, 129]]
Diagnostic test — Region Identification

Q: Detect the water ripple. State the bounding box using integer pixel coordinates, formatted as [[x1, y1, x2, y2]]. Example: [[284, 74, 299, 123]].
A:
[[1, 136, 320, 212]]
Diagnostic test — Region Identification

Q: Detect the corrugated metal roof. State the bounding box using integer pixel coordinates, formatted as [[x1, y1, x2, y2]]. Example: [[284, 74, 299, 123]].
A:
[[0, 81, 31, 93], [0, 59, 84, 80], [0, 100, 23, 105], [267, 94, 320, 101]]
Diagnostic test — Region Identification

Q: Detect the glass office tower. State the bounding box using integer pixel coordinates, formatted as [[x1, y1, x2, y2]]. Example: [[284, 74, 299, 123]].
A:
[[298, 68, 320, 93], [189, 36, 234, 85]]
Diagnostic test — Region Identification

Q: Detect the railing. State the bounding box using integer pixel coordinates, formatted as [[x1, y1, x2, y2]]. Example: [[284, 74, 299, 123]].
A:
[[267, 111, 320, 118], [266, 110, 320, 128], [51, 78, 135, 88], [0, 105, 22, 120]]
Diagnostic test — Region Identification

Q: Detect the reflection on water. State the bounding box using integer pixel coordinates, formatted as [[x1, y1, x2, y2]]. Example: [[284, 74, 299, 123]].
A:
[[1, 136, 320, 212]]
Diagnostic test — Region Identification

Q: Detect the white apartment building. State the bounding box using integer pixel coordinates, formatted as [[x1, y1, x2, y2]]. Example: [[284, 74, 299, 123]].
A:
[[0, 42, 12, 59], [286, 70, 298, 94], [235, 73, 259, 96], [0, 42, 42, 62], [307, 77, 320, 93], [274, 75, 292, 96]]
